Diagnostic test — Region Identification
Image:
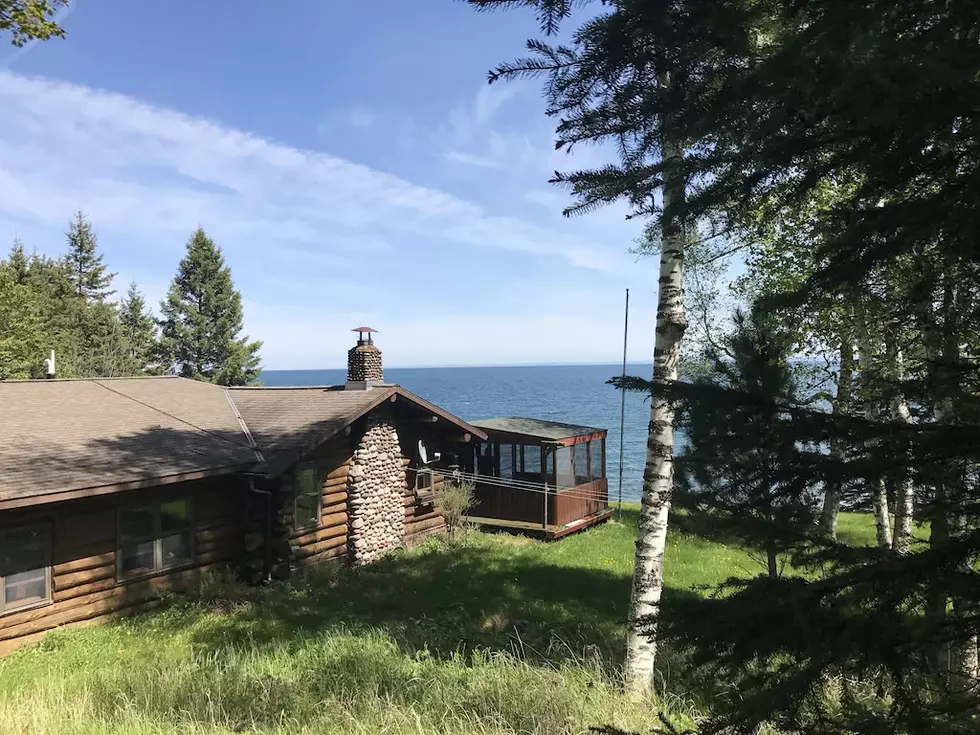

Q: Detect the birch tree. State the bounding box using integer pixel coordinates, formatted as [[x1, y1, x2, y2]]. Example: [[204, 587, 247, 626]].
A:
[[624, 125, 686, 693]]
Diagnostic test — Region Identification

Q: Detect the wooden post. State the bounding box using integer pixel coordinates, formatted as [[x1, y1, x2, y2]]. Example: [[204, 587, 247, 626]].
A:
[[543, 481, 549, 530]]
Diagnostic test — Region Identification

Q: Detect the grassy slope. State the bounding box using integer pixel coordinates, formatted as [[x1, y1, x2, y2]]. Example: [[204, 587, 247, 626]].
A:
[[0, 510, 876, 735]]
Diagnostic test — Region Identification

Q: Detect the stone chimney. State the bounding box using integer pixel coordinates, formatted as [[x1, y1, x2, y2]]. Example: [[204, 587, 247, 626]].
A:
[[346, 327, 383, 388]]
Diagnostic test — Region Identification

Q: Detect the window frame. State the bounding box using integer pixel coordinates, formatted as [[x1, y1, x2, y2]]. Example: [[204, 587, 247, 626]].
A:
[[116, 499, 195, 582], [292, 465, 323, 531], [0, 523, 52, 616]]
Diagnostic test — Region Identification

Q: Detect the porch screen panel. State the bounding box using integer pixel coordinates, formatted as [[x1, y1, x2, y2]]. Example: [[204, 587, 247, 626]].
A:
[[555, 446, 574, 488]]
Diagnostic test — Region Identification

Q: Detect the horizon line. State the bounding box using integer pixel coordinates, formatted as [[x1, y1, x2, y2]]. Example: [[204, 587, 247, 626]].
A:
[[261, 360, 654, 372]]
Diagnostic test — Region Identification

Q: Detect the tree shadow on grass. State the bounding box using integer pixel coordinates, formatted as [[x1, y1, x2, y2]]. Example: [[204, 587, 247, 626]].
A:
[[142, 529, 708, 678]]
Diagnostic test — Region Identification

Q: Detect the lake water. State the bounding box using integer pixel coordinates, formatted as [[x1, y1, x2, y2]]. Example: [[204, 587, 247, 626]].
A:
[[261, 364, 655, 502]]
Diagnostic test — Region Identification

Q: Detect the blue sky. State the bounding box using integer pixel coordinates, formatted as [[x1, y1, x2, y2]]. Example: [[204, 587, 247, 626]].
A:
[[0, 0, 659, 369]]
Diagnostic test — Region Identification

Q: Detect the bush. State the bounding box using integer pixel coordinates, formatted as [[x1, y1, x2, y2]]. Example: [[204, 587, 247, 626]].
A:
[[436, 479, 477, 540]]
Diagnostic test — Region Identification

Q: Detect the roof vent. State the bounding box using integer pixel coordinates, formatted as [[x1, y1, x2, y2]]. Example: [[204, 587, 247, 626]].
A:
[[346, 327, 382, 390], [43, 350, 55, 379]]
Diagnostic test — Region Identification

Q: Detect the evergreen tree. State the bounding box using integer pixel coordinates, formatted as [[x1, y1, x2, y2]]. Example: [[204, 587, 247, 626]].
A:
[[0, 254, 48, 379], [119, 281, 158, 374], [7, 238, 30, 284], [673, 309, 822, 579], [65, 210, 115, 301], [158, 228, 261, 386]]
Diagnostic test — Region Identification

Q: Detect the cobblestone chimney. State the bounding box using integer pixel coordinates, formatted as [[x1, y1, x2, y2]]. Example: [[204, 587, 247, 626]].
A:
[[347, 327, 383, 387]]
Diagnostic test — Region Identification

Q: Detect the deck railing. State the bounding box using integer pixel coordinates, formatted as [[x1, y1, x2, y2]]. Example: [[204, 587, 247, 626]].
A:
[[472, 477, 608, 529]]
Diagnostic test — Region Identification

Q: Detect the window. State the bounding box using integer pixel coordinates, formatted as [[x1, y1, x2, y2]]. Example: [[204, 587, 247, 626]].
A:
[[519, 445, 542, 476], [573, 443, 590, 485], [555, 445, 575, 488], [498, 443, 515, 479], [118, 500, 193, 579], [1, 525, 51, 614], [293, 466, 321, 529], [589, 438, 606, 480]]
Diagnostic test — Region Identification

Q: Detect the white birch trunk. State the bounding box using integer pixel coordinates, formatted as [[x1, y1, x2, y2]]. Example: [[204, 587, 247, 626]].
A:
[[885, 333, 914, 555], [624, 131, 686, 696], [855, 315, 892, 548], [819, 338, 854, 539]]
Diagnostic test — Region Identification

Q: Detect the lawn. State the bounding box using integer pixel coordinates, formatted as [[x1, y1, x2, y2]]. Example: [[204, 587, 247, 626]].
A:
[[0, 509, 875, 735]]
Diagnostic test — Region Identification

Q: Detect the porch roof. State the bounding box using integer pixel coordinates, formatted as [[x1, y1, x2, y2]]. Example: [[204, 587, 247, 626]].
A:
[[470, 417, 606, 444]]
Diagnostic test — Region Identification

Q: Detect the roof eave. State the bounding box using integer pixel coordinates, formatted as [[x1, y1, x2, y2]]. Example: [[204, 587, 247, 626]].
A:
[[0, 462, 256, 512]]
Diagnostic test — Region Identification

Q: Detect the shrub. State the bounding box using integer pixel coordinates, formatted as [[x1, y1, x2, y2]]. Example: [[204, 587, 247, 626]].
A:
[[436, 479, 477, 540]]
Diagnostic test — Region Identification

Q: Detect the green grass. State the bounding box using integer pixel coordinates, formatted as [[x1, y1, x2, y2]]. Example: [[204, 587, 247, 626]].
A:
[[0, 510, 876, 735]]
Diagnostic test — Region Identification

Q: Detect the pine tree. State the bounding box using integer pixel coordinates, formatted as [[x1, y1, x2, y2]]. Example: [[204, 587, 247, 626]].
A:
[[65, 210, 115, 301], [119, 281, 158, 374], [673, 309, 822, 579], [0, 253, 48, 379], [158, 228, 261, 386]]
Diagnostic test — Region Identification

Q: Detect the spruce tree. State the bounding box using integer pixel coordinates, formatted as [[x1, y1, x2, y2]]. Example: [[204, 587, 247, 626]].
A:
[[0, 252, 48, 379], [673, 309, 822, 579], [119, 281, 158, 374], [65, 210, 115, 301], [158, 228, 261, 386]]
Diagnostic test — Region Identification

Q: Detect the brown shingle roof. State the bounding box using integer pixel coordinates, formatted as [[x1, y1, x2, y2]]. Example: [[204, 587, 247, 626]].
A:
[[0, 376, 258, 506], [0, 378, 488, 507], [227, 385, 395, 468], [227, 385, 488, 473]]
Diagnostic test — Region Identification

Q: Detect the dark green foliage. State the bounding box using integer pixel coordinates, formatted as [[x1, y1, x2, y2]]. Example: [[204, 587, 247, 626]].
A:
[[470, 0, 980, 732], [119, 281, 159, 374], [0, 216, 256, 383], [158, 228, 261, 386], [672, 309, 821, 578], [65, 210, 115, 301]]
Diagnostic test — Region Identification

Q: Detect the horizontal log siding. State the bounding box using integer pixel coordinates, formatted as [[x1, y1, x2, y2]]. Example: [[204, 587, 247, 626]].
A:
[[404, 466, 446, 546], [290, 438, 352, 567], [0, 476, 244, 655]]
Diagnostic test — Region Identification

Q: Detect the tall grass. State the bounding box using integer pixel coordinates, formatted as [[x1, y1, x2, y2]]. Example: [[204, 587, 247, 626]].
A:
[[0, 510, 876, 734]]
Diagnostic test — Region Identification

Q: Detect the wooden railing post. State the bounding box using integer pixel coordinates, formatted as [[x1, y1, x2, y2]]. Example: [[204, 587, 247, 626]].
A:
[[543, 482, 549, 530]]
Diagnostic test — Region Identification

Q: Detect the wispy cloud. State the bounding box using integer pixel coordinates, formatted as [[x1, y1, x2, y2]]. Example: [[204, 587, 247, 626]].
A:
[[347, 108, 376, 130], [0, 71, 624, 272], [0, 70, 653, 366]]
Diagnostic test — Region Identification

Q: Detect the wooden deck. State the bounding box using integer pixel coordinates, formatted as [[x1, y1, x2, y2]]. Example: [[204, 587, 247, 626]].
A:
[[464, 506, 615, 540]]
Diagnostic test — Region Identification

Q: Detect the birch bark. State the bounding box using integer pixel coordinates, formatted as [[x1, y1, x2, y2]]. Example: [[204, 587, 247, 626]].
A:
[[624, 130, 686, 696], [855, 311, 892, 548]]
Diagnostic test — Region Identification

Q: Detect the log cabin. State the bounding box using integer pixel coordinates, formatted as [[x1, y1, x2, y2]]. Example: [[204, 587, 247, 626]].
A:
[[0, 329, 485, 654]]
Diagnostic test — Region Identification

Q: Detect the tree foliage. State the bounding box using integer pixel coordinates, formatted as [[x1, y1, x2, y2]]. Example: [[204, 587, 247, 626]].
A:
[[158, 228, 261, 386], [469, 0, 980, 732], [0, 215, 262, 384], [119, 281, 159, 374], [0, 0, 67, 46], [65, 210, 115, 301]]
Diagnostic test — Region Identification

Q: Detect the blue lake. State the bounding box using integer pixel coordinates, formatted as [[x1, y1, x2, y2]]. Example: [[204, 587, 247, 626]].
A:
[[261, 364, 655, 502]]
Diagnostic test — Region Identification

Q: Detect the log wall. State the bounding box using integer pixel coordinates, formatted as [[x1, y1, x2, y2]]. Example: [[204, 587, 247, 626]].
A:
[[287, 437, 353, 567], [0, 475, 244, 655]]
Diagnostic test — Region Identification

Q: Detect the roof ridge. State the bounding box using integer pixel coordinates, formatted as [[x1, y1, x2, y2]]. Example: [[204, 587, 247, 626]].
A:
[[0, 375, 180, 384], [228, 383, 399, 391]]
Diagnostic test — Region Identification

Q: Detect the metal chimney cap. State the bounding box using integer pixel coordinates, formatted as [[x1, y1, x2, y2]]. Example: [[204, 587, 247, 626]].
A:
[[351, 327, 378, 333]]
